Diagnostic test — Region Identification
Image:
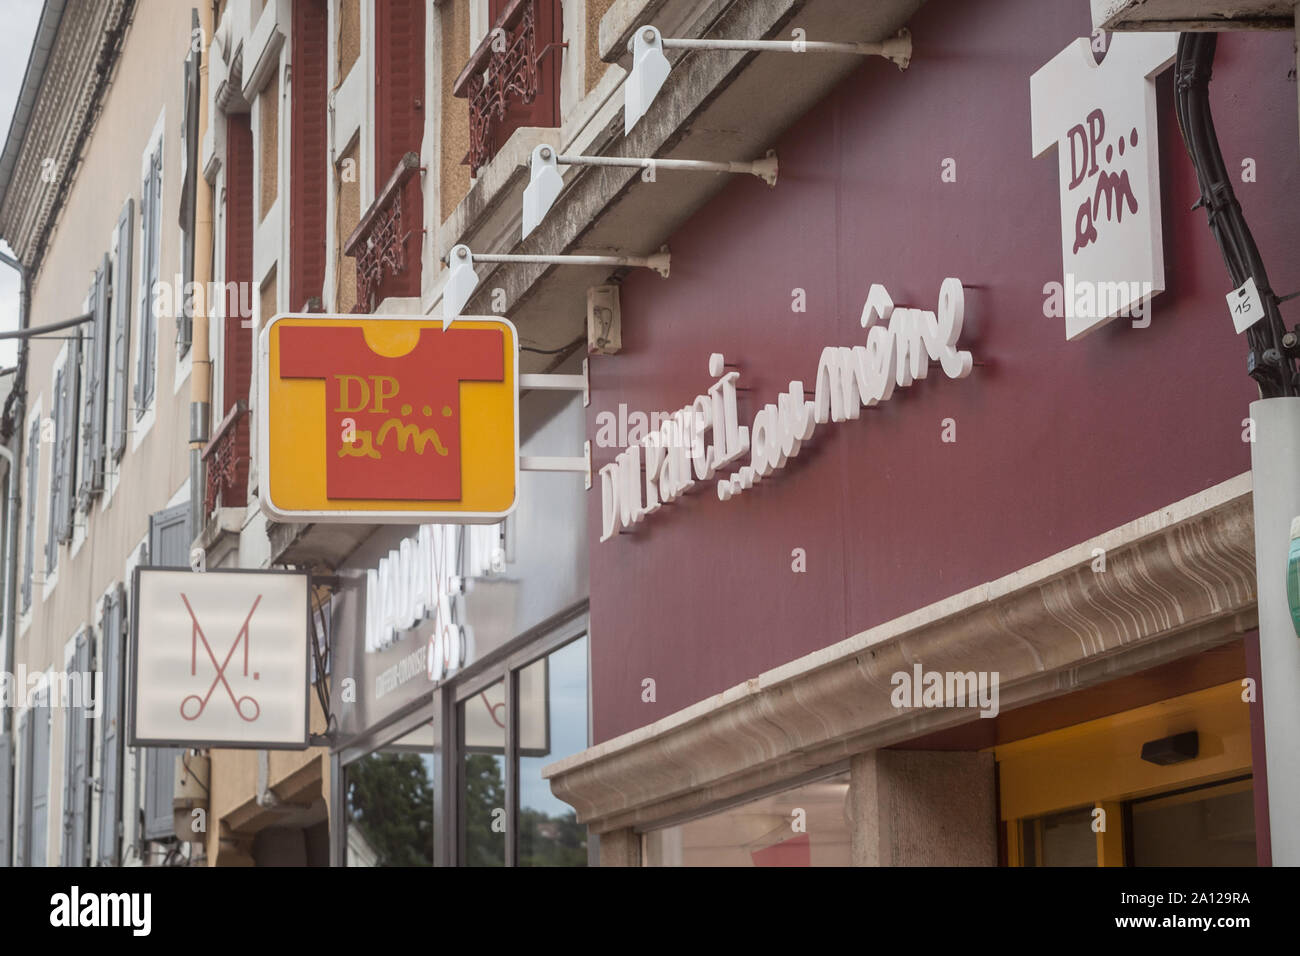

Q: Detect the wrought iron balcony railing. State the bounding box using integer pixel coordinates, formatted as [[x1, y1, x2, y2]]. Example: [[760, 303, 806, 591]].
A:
[[453, 0, 563, 176], [343, 151, 422, 312], [202, 399, 249, 515]]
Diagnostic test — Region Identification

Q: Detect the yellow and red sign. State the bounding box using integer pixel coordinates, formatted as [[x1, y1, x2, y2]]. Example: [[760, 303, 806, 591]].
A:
[[258, 314, 518, 522]]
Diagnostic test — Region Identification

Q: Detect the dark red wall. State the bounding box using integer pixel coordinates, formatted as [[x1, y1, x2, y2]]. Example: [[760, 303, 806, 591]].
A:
[[587, 0, 1300, 743]]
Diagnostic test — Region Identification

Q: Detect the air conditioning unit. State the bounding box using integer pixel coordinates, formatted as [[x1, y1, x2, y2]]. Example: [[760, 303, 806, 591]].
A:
[[1093, 0, 1296, 31]]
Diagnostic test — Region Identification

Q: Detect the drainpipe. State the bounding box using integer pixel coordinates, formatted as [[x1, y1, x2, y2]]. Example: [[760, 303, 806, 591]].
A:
[[0, 249, 25, 738], [189, 2, 215, 537]]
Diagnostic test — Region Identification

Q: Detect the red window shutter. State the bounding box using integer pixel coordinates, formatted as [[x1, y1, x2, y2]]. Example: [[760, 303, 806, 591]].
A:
[[222, 112, 254, 499], [290, 0, 328, 311], [373, 0, 424, 301]]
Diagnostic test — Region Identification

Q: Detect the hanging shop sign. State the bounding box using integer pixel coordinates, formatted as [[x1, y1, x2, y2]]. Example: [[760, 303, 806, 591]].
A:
[[1030, 32, 1177, 339], [258, 314, 519, 523], [129, 567, 310, 749], [365, 522, 502, 682], [598, 279, 973, 541]]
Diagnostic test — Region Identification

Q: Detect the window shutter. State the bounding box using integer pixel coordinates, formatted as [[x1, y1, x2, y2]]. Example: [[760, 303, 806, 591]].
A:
[[177, 13, 199, 357], [290, 0, 329, 312], [112, 198, 134, 461], [14, 712, 30, 866], [373, 0, 425, 300], [61, 629, 93, 866], [46, 366, 64, 573], [0, 731, 12, 866], [54, 330, 81, 545], [96, 585, 126, 865], [135, 154, 160, 416], [79, 256, 112, 509], [21, 422, 38, 612], [142, 503, 192, 841], [28, 691, 51, 867]]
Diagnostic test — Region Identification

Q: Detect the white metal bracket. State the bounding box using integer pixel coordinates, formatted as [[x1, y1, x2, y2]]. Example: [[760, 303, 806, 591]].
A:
[[520, 441, 592, 489], [517, 364, 592, 486], [518, 358, 589, 406]]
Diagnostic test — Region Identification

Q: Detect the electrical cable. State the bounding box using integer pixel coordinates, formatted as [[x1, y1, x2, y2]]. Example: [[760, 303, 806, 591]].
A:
[[1173, 32, 1297, 398]]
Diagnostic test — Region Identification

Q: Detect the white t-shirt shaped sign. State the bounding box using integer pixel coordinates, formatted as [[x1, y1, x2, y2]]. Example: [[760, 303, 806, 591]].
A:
[[129, 567, 311, 749], [1031, 32, 1177, 340]]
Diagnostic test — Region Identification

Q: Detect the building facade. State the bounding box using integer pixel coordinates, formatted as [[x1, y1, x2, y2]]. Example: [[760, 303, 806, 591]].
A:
[[543, 0, 1300, 866]]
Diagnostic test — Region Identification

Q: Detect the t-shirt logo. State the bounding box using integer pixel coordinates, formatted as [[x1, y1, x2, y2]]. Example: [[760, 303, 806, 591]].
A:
[[1031, 32, 1177, 339], [279, 325, 504, 500]]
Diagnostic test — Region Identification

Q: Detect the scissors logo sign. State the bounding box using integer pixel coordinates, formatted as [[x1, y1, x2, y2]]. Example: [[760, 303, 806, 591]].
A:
[[179, 593, 262, 722], [130, 568, 310, 750]]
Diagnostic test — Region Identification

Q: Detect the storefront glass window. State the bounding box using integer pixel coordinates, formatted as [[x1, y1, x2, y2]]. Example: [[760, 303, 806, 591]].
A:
[[1128, 778, 1255, 866], [461, 680, 507, 867], [1021, 805, 1095, 867], [344, 723, 435, 866], [518, 635, 589, 866], [642, 771, 851, 866]]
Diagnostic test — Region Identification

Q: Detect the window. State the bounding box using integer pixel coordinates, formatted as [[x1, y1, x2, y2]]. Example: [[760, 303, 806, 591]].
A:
[[20, 404, 39, 613], [1127, 777, 1256, 866], [135, 135, 163, 417], [344, 724, 435, 866], [455, 627, 589, 867], [79, 255, 112, 510], [642, 771, 852, 867], [1020, 805, 1096, 867]]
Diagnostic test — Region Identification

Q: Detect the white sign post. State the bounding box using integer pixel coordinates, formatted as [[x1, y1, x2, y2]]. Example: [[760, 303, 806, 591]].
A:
[[1031, 33, 1177, 340], [130, 568, 311, 749]]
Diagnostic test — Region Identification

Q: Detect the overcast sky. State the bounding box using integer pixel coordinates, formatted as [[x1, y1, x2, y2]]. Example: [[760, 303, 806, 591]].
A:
[[0, 0, 47, 368]]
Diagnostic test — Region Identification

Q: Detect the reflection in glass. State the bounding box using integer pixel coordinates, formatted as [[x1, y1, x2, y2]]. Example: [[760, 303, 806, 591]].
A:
[[644, 771, 851, 866], [1129, 778, 1255, 866], [345, 725, 435, 866], [1021, 806, 1096, 867], [518, 636, 588, 866], [461, 680, 506, 867]]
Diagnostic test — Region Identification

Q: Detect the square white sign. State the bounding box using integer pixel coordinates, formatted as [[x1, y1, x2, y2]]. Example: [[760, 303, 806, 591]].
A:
[[130, 568, 310, 749]]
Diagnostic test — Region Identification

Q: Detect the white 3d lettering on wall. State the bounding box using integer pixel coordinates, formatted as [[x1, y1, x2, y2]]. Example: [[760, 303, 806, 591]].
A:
[[364, 524, 500, 668], [598, 279, 973, 541]]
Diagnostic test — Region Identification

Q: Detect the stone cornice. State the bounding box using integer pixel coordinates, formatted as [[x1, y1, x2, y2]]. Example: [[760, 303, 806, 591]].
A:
[[545, 473, 1257, 833], [0, 0, 130, 275]]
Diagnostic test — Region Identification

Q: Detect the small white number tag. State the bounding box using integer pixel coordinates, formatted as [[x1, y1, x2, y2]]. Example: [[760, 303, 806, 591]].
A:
[[1227, 276, 1265, 335]]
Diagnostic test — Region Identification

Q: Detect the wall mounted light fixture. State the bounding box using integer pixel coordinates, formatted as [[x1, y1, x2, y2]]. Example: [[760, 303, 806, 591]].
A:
[[522, 143, 778, 239], [624, 25, 913, 134], [1139, 731, 1199, 766], [441, 243, 670, 325]]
